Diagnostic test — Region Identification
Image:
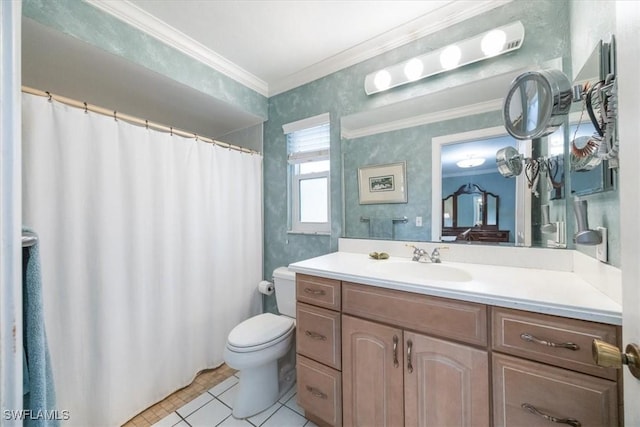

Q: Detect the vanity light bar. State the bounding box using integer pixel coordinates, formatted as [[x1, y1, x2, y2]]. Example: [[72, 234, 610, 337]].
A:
[[364, 21, 525, 95]]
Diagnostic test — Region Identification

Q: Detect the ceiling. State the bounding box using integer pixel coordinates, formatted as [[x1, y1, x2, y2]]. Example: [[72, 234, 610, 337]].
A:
[[23, 0, 509, 143], [91, 0, 509, 96]]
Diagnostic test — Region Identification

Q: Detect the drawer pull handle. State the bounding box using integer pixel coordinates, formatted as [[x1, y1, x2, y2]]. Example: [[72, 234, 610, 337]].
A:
[[306, 385, 327, 399], [304, 287, 326, 296], [392, 335, 399, 368], [407, 339, 413, 373], [305, 330, 327, 341], [521, 403, 581, 427], [520, 333, 580, 351]]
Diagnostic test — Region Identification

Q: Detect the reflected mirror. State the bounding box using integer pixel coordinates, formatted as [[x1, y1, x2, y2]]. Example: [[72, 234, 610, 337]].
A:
[[568, 41, 616, 196], [438, 133, 519, 244], [442, 183, 506, 242]]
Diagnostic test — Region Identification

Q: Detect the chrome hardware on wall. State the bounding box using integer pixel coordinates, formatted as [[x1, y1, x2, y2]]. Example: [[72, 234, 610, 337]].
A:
[[521, 403, 581, 427], [305, 330, 327, 341], [520, 333, 580, 351], [407, 339, 413, 373], [304, 287, 326, 296], [592, 339, 640, 379], [392, 335, 399, 368]]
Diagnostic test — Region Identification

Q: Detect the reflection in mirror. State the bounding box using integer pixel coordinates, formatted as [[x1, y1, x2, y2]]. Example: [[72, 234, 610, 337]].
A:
[[567, 40, 616, 196], [439, 135, 518, 243], [569, 115, 614, 195], [441, 183, 504, 242]]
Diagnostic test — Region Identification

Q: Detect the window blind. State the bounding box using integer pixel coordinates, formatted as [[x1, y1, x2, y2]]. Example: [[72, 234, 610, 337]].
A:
[[285, 115, 330, 164]]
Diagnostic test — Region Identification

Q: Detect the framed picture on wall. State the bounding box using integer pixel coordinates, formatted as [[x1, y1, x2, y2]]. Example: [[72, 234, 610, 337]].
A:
[[358, 161, 407, 204]]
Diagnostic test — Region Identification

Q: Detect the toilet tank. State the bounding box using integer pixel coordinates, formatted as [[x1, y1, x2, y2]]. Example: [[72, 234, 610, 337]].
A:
[[273, 267, 296, 318]]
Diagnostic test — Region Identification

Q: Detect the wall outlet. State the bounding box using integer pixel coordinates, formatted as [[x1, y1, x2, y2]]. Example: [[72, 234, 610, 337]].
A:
[[415, 216, 423, 227], [596, 226, 608, 263]]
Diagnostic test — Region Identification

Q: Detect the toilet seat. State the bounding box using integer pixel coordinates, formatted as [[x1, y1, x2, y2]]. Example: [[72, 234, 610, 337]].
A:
[[227, 313, 294, 353]]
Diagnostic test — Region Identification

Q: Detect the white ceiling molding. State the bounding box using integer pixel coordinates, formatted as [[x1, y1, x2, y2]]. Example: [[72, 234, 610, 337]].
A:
[[269, 0, 511, 95], [86, 0, 270, 96], [341, 98, 503, 140], [87, 0, 510, 98]]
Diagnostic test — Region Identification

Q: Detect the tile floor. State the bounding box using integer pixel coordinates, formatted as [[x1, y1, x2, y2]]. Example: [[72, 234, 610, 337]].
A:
[[152, 374, 316, 427], [125, 364, 315, 427]]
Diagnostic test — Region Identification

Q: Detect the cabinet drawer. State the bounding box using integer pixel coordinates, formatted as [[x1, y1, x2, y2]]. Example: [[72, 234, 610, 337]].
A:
[[492, 307, 619, 379], [342, 282, 487, 346], [297, 355, 342, 427], [296, 274, 341, 311], [493, 353, 618, 427], [297, 303, 341, 370]]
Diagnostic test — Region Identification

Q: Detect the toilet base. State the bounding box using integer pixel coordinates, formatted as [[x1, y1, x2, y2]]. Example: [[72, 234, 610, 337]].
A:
[[232, 360, 279, 419]]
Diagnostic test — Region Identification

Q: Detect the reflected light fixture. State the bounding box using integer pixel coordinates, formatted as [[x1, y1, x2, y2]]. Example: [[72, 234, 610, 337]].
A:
[[365, 21, 525, 95], [456, 156, 486, 168]]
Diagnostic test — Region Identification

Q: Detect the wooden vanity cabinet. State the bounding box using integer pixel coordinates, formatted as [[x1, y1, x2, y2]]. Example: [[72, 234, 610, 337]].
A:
[[295, 274, 622, 427], [295, 274, 343, 427], [491, 307, 621, 427], [342, 282, 490, 427]]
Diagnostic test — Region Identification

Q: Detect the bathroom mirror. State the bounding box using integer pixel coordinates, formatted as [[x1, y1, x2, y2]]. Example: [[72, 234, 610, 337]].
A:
[[340, 6, 618, 248], [568, 41, 616, 196], [503, 69, 573, 140]]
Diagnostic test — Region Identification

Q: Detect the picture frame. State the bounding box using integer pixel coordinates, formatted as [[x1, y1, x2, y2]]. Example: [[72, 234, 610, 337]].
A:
[[358, 161, 407, 204]]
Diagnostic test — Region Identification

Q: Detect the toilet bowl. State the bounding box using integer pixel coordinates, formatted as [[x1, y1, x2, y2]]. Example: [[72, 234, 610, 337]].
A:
[[223, 267, 296, 419]]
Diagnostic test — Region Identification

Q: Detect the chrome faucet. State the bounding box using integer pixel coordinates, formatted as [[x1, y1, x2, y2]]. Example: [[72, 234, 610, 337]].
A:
[[407, 245, 446, 263]]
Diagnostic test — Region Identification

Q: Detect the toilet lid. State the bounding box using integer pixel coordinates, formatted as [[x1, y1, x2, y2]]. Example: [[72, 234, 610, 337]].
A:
[[228, 313, 294, 349]]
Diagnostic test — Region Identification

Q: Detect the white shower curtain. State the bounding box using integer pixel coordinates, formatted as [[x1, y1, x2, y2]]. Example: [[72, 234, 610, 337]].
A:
[[21, 93, 263, 426]]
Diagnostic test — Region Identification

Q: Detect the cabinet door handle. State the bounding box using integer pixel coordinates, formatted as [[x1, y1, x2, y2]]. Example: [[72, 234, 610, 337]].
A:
[[304, 287, 326, 296], [392, 335, 399, 368], [305, 330, 327, 341], [407, 339, 413, 373], [306, 385, 328, 399], [521, 403, 581, 427], [520, 333, 580, 351]]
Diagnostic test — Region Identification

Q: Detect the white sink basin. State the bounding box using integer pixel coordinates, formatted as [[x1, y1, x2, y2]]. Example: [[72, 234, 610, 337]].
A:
[[366, 260, 472, 283]]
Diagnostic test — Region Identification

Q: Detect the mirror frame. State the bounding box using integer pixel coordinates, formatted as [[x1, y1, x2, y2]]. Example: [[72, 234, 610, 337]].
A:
[[431, 125, 532, 245]]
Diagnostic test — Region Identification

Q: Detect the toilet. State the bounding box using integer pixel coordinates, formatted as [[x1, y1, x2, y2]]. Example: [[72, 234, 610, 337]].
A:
[[223, 267, 297, 419]]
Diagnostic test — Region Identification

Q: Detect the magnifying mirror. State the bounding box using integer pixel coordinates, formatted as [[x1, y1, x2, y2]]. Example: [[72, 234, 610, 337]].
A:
[[503, 69, 573, 140], [496, 146, 523, 177]]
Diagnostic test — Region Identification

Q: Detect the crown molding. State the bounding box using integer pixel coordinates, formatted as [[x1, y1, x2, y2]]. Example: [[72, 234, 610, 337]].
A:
[[85, 0, 269, 96], [270, 0, 512, 95], [341, 98, 503, 140]]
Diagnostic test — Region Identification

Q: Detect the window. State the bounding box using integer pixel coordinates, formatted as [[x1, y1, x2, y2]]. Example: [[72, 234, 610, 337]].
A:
[[284, 113, 330, 234]]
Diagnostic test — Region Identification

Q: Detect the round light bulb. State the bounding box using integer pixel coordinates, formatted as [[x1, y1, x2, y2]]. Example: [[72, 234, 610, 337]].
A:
[[404, 58, 424, 81], [440, 45, 461, 70], [481, 29, 507, 57], [374, 70, 392, 91]]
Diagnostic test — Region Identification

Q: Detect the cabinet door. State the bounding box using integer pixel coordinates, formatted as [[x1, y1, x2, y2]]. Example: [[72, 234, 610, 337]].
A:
[[404, 332, 489, 427], [342, 315, 404, 427]]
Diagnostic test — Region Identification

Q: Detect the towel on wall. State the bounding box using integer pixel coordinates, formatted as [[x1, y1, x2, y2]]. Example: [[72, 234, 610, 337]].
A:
[[22, 227, 58, 427]]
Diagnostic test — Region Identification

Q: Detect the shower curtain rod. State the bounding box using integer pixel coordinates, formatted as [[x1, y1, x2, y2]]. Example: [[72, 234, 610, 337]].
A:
[[21, 86, 260, 155]]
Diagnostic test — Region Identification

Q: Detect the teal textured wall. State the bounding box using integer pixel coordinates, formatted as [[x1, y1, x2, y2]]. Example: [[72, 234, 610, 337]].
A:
[[22, 0, 268, 121], [264, 0, 579, 279]]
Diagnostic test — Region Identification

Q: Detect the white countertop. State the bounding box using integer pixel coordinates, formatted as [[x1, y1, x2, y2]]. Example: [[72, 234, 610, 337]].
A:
[[288, 251, 622, 325]]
